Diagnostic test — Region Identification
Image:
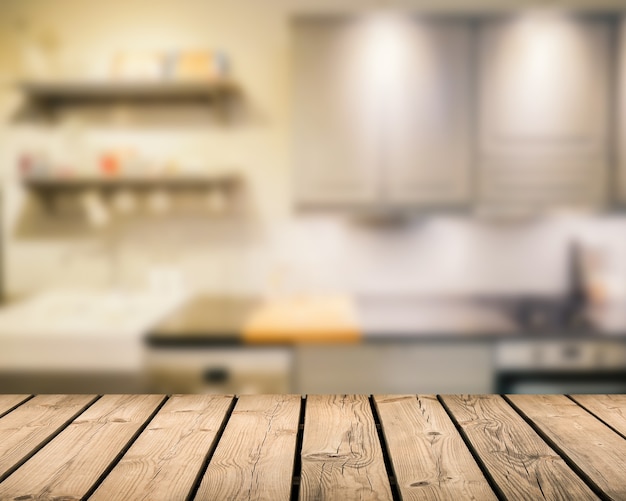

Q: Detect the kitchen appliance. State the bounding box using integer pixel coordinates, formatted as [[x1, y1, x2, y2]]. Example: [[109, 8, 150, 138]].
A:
[[495, 338, 626, 393]]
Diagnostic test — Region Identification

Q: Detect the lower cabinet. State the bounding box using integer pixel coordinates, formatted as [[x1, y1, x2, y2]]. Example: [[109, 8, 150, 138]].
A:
[[144, 347, 293, 394], [145, 342, 494, 395], [294, 341, 494, 394]]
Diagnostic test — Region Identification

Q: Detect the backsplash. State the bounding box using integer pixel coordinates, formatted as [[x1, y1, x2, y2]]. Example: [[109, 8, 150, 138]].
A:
[[5, 212, 626, 299]]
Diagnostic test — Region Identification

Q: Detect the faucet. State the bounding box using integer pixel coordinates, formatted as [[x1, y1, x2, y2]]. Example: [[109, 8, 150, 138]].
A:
[[563, 240, 590, 328]]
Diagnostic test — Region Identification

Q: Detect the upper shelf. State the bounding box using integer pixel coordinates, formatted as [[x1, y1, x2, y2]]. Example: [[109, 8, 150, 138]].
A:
[[18, 79, 239, 104], [22, 173, 241, 191]]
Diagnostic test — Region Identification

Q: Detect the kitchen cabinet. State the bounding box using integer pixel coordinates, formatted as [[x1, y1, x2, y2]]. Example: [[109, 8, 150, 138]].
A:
[[293, 342, 494, 394], [477, 16, 610, 214], [292, 17, 472, 209], [382, 20, 472, 207], [145, 347, 292, 394], [292, 18, 381, 206]]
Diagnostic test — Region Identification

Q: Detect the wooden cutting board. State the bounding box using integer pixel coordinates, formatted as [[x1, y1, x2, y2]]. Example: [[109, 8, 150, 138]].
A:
[[242, 295, 361, 344]]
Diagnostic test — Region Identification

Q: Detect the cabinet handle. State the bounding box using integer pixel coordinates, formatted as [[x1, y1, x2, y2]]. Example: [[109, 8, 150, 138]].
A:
[[562, 345, 581, 361], [203, 367, 230, 383]]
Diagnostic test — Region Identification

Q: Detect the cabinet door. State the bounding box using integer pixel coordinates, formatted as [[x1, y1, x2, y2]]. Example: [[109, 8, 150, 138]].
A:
[[293, 343, 494, 394], [294, 345, 387, 394], [381, 343, 494, 394], [292, 18, 382, 207], [478, 16, 610, 214], [383, 19, 472, 207]]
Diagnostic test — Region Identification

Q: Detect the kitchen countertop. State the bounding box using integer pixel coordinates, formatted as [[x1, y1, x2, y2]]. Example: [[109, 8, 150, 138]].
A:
[[146, 296, 259, 346], [0, 288, 188, 372], [0, 393, 624, 499], [145, 294, 626, 346]]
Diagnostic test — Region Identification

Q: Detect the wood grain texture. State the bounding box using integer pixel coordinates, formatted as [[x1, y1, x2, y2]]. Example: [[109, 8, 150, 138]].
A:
[[0, 395, 30, 417], [570, 394, 626, 437], [194, 394, 300, 501], [90, 394, 233, 501], [1, 393, 625, 500], [300, 394, 392, 501], [508, 394, 626, 500], [441, 395, 598, 501], [374, 395, 496, 501], [0, 394, 164, 500], [0, 394, 97, 481]]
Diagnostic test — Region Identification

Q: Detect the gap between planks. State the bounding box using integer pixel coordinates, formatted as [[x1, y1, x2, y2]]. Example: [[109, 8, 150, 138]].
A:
[[1, 394, 623, 501], [185, 395, 239, 501], [0, 394, 102, 485], [368, 396, 402, 501], [0, 395, 33, 419], [194, 394, 302, 500], [440, 394, 600, 501], [567, 394, 626, 441], [289, 395, 306, 501], [299, 394, 393, 501], [503, 394, 607, 500], [504, 394, 626, 501], [0, 395, 165, 500], [82, 395, 171, 499], [376, 395, 497, 501], [437, 395, 508, 501]]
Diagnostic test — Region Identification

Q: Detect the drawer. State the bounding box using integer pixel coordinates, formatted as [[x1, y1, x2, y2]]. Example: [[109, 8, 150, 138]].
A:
[[144, 347, 292, 394]]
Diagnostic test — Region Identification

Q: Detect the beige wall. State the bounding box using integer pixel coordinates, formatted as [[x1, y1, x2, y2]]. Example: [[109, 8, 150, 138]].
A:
[[0, 0, 292, 296]]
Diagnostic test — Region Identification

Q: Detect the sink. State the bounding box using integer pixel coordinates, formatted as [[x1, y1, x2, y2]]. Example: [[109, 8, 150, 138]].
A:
[[357, 296, 519, 337]]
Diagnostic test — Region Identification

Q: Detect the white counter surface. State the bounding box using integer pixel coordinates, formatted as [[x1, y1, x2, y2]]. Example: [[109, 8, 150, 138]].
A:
[[0, 288, 188, 372]]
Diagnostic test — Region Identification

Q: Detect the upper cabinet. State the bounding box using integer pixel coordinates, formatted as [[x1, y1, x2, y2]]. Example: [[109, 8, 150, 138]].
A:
[[292, 18, 381, 206], [382, 20, 471, 207], [477, 15, 610, 215], [293, 13, 616, 215], [292, 17, 471, 209]]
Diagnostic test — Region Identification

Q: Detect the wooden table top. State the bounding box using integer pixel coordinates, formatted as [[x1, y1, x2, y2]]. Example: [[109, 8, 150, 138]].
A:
[[0, 394, 624, 500]]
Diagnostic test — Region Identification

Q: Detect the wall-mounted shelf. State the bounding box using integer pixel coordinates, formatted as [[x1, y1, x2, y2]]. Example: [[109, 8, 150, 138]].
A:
[[22, 173, 240, 192], [16, 172, 248, 236], [18, 79, 238, 104]]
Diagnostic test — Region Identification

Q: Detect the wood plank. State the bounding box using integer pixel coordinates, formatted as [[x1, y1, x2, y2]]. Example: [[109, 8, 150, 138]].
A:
[[194, 394, 300, 501], [0, 395, 30, 417], [441, 394, 598, 500], [300, 394, 392, 501], [90, 394, 234, 501], [374, 395, 496, 500], [0, 394, 164, 500], [570, 394, 626, 437], [508, 394, 626, 500], [0, 394, 97, 481]]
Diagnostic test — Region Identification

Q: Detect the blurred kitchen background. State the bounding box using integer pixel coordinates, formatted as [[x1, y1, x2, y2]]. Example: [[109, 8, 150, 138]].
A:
[[2, 0, 626, 395]]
